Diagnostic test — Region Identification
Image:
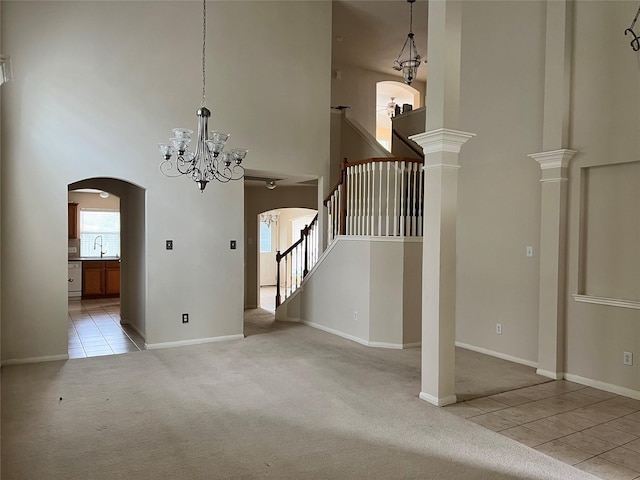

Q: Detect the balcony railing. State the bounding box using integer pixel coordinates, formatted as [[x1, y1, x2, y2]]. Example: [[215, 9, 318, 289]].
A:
[[324, 157, 424, 245]]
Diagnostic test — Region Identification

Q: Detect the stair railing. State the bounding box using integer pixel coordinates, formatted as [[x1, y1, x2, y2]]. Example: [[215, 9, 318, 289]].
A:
[[323, 157, 424, 246], [275, 213, 319, 307]]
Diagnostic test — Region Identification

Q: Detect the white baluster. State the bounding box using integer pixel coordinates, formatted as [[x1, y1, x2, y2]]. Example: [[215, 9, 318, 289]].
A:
[[411, 162, 418, 236], [378, 162, 383, 236], [386, 162, 391, 236], [418, 163, 424, 236]]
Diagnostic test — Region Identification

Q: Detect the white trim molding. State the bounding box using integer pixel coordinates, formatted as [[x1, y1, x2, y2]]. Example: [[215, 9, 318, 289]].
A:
[[2, 353, 69, 366], [419, 391, 457, 407], [145, 334, 244, 350], [410, 128, 476, 155], [455, 342, 538, 369], [528, 149, 577, 170], [573, 294, 640, 310], [564, 373, 640, 400], [537, 369, 565, 380]]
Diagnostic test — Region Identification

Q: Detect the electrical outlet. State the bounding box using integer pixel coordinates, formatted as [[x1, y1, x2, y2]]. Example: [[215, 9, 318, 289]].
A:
[[353, 311, 358, 321], [166, 240, 173, 250], [182, 313, 189, 324], [624, 351, 633, 366], [496, 323, 503, 335]]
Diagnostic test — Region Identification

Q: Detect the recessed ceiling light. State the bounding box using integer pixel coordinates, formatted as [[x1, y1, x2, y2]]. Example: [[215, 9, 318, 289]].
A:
[[99, 192, 109, 199]]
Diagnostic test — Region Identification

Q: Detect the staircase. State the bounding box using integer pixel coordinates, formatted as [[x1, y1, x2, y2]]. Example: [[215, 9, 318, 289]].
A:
[[276, 156, 425, 308]]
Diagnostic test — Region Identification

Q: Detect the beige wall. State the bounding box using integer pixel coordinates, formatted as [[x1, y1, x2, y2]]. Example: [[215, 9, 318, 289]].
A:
[[278, 237, 422, 348], [455, 0, 545, 364], [331, 66, 426, 137], [564, 1, 640, 393], [1, 1, 331, 362]]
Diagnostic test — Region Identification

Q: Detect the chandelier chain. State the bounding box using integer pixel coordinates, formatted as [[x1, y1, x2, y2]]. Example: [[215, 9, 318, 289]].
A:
[[202, 0, 206, 106]]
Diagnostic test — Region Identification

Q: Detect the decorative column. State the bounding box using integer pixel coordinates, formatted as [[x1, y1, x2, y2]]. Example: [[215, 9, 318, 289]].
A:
[[529, 149, 576, 379], [411, 129, 474, 406], [530, 0, 576, 379]]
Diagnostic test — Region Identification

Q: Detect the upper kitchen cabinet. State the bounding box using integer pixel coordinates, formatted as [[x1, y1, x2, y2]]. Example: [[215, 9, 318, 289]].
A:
[[68, 203, 79, 239]]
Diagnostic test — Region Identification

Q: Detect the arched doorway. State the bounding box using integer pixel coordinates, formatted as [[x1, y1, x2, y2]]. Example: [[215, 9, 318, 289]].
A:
[[376, 81, 421, 149], [67, 178, 146, 358], [257, 207, 317, 311]]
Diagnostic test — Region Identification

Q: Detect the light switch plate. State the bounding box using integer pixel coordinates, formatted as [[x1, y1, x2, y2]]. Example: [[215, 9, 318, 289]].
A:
[[230, 240, 236, 250], [166, 240, 173, 250]]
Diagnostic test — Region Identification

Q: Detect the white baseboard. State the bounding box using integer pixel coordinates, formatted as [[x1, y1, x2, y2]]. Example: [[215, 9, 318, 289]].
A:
[[537, 368, 564, 380], [455, 341, 538, 369], [419, 391, 457, 407], [302, 321, 418, 349], [2, 353, 69, 366], [564, 373, 640, 400], [120, 320, 145, 341], [145, 334, 244, 350]]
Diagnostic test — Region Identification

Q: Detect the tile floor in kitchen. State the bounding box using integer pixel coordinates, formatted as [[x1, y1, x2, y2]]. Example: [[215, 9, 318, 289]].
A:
[[446, 380, 640, 480], [68, 298, 144, 358]]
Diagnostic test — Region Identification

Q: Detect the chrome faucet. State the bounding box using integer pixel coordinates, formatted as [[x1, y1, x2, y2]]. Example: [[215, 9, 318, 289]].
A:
[[93, 235, 106, 258]]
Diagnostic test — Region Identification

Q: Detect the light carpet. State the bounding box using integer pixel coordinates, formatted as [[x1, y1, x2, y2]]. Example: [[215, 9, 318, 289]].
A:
[[1, 310, 597, 479]]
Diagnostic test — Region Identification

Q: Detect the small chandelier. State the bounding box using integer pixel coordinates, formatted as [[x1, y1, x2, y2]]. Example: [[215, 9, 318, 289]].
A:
[[260, 211, 279, 227], [393, 0, 422, 86], [158, 0, 248, 192]]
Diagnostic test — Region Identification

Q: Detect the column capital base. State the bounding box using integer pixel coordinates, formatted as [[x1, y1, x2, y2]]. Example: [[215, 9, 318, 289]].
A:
[[410, 128, 476, 155]]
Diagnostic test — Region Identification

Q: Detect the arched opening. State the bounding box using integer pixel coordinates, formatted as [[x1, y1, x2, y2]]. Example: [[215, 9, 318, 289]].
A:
[[257, 207, 317, 312], [376, 81, 421, 150], [67, 178, 146, 358]]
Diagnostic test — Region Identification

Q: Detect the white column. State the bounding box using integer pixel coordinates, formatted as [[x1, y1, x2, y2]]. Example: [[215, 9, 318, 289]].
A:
[[529, 149, 576, 379], [412, 129, 474, 407], [530, 0, 576, 379]]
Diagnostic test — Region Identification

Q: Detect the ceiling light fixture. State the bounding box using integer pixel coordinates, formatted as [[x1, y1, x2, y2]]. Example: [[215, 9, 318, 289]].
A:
[[158, 0, 248, 192], [625, 3, 640, 51], [266, 180, 277, 190], [393, 0, 423, 85], [99, 191, 109, 199]]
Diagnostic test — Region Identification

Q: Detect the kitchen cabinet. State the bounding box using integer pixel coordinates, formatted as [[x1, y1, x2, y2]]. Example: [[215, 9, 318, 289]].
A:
[[82, 260, 120, 298], [68, 203, 79, 239]]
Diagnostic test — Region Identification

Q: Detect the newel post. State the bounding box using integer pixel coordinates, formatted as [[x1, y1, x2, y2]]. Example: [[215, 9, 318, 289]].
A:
[[303, 225, 309, 277], [275, 250, 282, 308]]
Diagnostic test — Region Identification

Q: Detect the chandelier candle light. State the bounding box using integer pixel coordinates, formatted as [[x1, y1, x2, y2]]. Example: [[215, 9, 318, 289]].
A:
[[159, 0, 248, 192], [393, 0, 423, 86]]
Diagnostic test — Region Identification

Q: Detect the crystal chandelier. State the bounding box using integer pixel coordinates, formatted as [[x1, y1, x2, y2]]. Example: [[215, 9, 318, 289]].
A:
[[158, 0, 248, 192], [393, 0, 423, 86]]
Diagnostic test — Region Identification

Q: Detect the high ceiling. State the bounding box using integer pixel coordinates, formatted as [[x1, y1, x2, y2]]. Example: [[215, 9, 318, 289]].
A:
[[332, 0, 428, 83]]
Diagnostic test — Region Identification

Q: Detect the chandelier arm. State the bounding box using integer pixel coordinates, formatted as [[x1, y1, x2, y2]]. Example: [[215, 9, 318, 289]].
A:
[[394, 36, 410, 64]]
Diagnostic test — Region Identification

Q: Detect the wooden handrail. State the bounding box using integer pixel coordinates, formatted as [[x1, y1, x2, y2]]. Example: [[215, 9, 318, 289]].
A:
[[275, 213, 319, 307], [392, 129, 425, 160]]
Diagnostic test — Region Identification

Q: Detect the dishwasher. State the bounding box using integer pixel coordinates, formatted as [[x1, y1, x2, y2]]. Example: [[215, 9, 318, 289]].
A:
[[68, 261, 82, 298]]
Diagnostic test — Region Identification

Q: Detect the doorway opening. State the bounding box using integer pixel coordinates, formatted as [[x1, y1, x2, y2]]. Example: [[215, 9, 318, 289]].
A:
[[257, 207, 317, 311], [67, 177, 146, 358], [376, 81, 420, 150]]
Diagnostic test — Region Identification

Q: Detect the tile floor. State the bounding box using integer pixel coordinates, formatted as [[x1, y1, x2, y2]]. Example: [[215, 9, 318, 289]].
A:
[[68, 298, 144, 358], [446, 381, 640, 480]]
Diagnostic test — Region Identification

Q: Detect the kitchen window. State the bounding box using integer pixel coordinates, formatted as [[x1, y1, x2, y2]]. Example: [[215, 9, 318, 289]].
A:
[[79, 209, 120, 258]]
